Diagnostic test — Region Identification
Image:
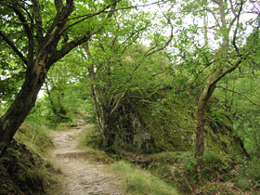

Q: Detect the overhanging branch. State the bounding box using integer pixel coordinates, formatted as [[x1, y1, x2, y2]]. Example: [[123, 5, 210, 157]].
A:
[[62, 0, 167, 34], [7, 4, 33, 40], [217, 86, 260, 107], [232, 1, 244, 54], [47, 33, 93, 66], [61, 0, 121, 34], [212, 56, 244, 86], [0, 31, 28, 65], [144, 4, 174, 57], [6, 3, 34, 65]]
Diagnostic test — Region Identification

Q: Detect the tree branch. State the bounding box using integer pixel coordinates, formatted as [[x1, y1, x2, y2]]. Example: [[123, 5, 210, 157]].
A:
[[68, 0, 166, 21], [32, 0, 43, 43], [232, 1, 244, 54], [144, 5, 174, 57], [62, 0, 167, 35], [229, 0, 237, 17], [7, 3, 34, 65], [216, 86, 260, 107], [212, 0, 220, 5], [48, 0, 120, 65], [211, 54, 249, 88], [55, 0, 64, 13], [61, 0, 121, 34], [47, 33, 93, 66], [118, 23, 149, 54], [205, 8, 219, 25], [0, 31, 28, 65], [7, 4, 33, 40], [42, 0, 74, 53]]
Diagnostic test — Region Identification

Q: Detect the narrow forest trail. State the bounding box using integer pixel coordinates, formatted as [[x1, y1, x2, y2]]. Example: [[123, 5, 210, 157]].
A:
[[50, 120, 126, 195]]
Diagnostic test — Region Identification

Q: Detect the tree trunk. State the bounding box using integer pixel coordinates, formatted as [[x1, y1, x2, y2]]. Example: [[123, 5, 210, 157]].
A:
[[194, 68, 222, 172], [88, 72, 116, 150], [195, 89, 210, 173], [195, 101, 206, 158], [194, 55, 244, 167], [84, 43, 110, 147], [0, 63, 48, 155]]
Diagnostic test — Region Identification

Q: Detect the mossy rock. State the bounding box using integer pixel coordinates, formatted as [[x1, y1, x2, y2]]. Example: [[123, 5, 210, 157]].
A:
[[105, 88, 246, 156]]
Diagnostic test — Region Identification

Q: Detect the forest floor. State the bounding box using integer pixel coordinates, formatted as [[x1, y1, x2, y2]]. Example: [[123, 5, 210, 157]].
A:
[[50, 120, 126, 195]]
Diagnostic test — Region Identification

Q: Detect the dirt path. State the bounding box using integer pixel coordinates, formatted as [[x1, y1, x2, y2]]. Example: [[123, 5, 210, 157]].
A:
[[50, 120, 126, 195]]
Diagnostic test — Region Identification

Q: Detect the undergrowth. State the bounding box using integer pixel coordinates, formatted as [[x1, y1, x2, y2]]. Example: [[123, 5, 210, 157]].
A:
[[0, 140, 57, 195], [146, 151, 260, 195], [0, 120, 57, 195], [111, 161, 179, 195]]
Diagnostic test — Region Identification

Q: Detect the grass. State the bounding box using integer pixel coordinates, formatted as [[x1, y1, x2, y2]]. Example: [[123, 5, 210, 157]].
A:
[[0, 119, 60, 195], [110, 161, 179, 195], [15, 121, 53, 156]]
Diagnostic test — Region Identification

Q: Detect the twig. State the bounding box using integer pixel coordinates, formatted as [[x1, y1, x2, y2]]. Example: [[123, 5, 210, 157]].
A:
[[216, 86, 260, 107]]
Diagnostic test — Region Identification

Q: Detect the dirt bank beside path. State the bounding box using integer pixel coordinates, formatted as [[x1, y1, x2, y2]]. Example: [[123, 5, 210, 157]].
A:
[[50, 120, 126, 195]]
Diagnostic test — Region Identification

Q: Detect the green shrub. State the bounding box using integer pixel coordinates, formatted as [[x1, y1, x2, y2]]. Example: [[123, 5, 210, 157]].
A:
[[79, 125, 103, 149]]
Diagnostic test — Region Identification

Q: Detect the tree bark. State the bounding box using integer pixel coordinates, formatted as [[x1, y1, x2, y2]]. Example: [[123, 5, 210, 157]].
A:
[[195, 69, 220, 172], [0, 1, 75, 155], [0, 61, 48, 155]]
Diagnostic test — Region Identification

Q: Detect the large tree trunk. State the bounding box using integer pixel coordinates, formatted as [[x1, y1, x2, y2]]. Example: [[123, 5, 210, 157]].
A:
[[0, 63, 48, 155], [0, 1, 75, 156]]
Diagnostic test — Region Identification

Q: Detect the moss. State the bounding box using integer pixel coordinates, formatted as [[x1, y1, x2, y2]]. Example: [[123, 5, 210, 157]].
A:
[[15, 122, 53, 156], [205, 119, 246, 156], [103, 88, 246, 157], [128, 97, 195, 153], [0, 140, 55, 195], [0, 121, 56, 195]]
